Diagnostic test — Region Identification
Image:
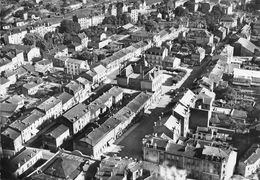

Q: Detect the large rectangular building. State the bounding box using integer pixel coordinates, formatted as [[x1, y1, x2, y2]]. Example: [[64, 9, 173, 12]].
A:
[[143, 135, 237, 180]]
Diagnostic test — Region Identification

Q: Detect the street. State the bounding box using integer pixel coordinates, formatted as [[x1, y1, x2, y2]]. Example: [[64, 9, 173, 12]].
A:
[[112, 57, 212, 159], [114, 95, 172, 159]]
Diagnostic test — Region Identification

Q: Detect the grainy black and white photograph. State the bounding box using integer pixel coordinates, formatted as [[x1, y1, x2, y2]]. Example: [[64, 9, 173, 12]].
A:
[[1, 0, 260, 179]]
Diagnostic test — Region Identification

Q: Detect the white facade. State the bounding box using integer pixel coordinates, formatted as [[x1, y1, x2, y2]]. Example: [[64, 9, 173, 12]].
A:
[[65, 59, 89, 76], [11, 148, 43, 177], [130, 9, 139, 24], [27, 47, 41, 63], [8, 31, 27, 45], [37, 97, 63, 120]]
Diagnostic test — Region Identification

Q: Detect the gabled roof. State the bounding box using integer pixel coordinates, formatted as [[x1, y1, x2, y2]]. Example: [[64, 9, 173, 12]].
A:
[[56, 92, 74, 104], [2, 127, 21, 140], [236, 38, 260, 53], [37, 96, 61, 113], [9, 147, 41, 173], [240, 144, 260, 165], [30, 149, 96, 180], [63, 103, 89, 123], [45, 124, 69, 139], [92, 64, 106, 75]]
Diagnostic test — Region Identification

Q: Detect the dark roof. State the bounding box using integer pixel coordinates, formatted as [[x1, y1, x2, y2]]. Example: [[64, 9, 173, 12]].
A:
[[56, 92, 74, 104], [82, 117, 121, 146], [63, 103, 89, 123], [146, 47, 165, 54], [9, 147, 41, 172], [45, 124, 69, 139], [126, 92, 151, 113], [30, 149, 97, 180], [1, 127, 21, 140], [240, 144, 260, 165], [0, 103, 18, 113], [37, 96, 61, 112], [166, 143, 198, 158]]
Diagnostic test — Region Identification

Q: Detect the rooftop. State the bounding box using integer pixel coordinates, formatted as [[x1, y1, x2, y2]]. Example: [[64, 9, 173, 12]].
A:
[[37, 96, 61, 113], [45, 124, 69, 139], [30, 149, 96, 180], [63, 103, 89, 123], [56, 92, 74, 105], [240, 144, 260, 165], [9, 147, 42, 172], [2, 127, 21, 140], [65, 81, 82, 93]]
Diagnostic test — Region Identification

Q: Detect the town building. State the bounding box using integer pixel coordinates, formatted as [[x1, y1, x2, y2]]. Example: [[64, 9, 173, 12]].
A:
[[161, 56, 181, 69], [172, 89, 197, 137], [74, 92, 151, 159], [101, 41, 151, 74], [7, 147, 43, 177], [64, 80, 91, 103], [34, 59, 53, 75], [8, 111, 45, 144], [0, 103, 19, 118], [233, 68, 260, 86], [0, 77, 12, 96], [22, 82, 43, 96], [62, 103, 91, 135], [184, 29, 214, 46], [143, 135, 237, 180], [220, 15, 237, 30], [233, 38, 260, 57], [117, 61, 163, 101], [28, 149, 97, 180], [1, 127, 23, 154], [153, 114, 181, 142], [145, 47, 169, 66], [43, 124, 70, 151], [56, 92, 76, 112], [191, 47, 206, 65], [74, 117, 121, 159], [88, 86, 124, 119], [65, 58, 89, 76], [37, 96, 63, 120], [84, 64, 107, 87], [238, 144, 260, 177], [95, 156, 143, 180], [5, 95, 25, 109]]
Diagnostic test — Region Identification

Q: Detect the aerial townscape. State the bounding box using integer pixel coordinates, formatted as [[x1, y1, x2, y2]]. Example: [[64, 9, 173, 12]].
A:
[[2, 0, 260, 179]]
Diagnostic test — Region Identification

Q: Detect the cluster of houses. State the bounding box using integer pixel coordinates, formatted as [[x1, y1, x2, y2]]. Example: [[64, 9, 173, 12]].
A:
[[2, 0, 260, 179]]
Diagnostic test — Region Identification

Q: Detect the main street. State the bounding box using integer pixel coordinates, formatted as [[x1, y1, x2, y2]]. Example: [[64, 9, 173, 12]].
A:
[[113, 55, 212, 159]]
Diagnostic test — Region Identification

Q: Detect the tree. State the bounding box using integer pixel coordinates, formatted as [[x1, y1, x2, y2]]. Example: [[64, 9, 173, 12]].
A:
[[184, 1, 195, 12], [36, 40, 48, 51], [137, 14, 146, 26], [23, 32, 49, 51], [22, 33, 35, 45], [214, 86, 237, 101], [13, 10, 24, 18], [63, 33, 72, 45], [211, 5, 224, 21], [102, 15, 117, 25], [98, 54, 106, 60], [145, 20, 158, 32], [119, 13, 131, 25], [174, 6, 188, 17], [198, 3, 210, 14], [60, 19, 81, 34]]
